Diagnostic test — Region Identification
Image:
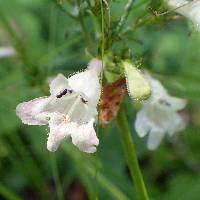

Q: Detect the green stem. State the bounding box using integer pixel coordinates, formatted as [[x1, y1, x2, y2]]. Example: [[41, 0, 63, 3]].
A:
[[116, 107, 149, 200], [100, 0, 105, 56], [99, 0, 105, 88]]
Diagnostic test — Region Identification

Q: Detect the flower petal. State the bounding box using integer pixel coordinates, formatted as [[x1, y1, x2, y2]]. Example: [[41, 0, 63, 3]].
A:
[[166, 96, 187, 111], [145, 72, 187, 110], [135, 107, 150, 137], [143, 103, 176, 133], [49, 74, 69, 96], [144, 73, 168, 100], [147, 130, 165, 150], [0, 46, 16, 58], [71, 120, 99, 153], [43, 94, 97, 124], [68, 69, 101, 106], [167, 112, 186, 136], [87, 58, 103, 76], [135, 72, 187, 150], [16, 97, 50, 125], [168, 0, 200, 31], [67, 101, 97, 124], [168, 0, 188, 9], [47, 113, 77, 152], [42, 94, 78, 115]]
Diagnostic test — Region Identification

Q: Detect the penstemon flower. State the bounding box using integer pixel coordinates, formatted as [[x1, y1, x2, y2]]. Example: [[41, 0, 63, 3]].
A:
[[168, 0, 200, 31], [135, 73, 187, 150], [16, 58, 102, 153]]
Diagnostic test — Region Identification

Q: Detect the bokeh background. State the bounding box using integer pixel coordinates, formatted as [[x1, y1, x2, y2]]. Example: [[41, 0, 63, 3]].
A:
[[0, 0, 200, 199]]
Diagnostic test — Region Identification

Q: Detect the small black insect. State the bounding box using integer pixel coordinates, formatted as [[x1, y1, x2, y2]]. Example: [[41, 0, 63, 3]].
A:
[[159, 99, 171, 106], [56, 93, 63, 98], [81, 97, 88, 104], [56, 89, 71, 98]]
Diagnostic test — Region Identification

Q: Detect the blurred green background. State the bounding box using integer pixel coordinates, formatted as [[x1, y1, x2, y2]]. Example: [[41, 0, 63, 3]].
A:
[[0, 0, 200, 199]]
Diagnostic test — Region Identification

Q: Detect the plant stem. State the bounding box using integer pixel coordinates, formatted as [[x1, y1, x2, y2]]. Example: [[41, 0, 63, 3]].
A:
[[99, 0, 105, 93], [116, 107, 149, 200], [100, 0, 105, 57]]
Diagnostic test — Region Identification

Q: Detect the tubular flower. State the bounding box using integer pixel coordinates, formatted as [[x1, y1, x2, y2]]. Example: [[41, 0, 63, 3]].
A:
[[16, 58, 102, 153], [168, 0, 200, 31], [135, 73, 187, 150]]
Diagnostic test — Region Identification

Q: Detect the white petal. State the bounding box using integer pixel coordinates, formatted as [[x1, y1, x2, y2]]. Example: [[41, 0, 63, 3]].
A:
[[47, 113, 77, 152], [145, 72, 187, 111], [135, 108, 150, 137], [43, 94, 78, 115], [71, 120, 99, 153], [166, 96, 187, 111], [188, 1, 200, 30], [168, 0, 188, 8], [144, 102, 186, 135], [168, 0, 200, 31], [16, 97, 50, 125], [68, 69, 101, 106], [49, 74, 69, 96], [87, 58, 103, 76], [144, 103, 175, 132], [144, 73, 168, 100], [0, 46, 16, 58], [147, 130, 165, 150], [43, 94, 97, 124], [167, 112, 186, 136], [67, 101, 97, 124], [136, 72, 187, 150]]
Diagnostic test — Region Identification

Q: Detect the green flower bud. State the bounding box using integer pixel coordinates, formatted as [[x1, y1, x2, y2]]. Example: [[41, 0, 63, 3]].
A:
[[123, 61, 151, 100]]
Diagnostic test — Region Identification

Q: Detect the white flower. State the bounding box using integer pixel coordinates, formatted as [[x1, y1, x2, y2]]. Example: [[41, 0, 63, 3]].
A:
[[135, 73, 187, 150], [168, 0, 200, 31], [16, 58, 102, 153], [0, 46, 16, 58]]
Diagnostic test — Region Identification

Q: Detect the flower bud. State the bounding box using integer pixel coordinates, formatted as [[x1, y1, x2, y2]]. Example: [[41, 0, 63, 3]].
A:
[[123, 61, 151, 100]]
